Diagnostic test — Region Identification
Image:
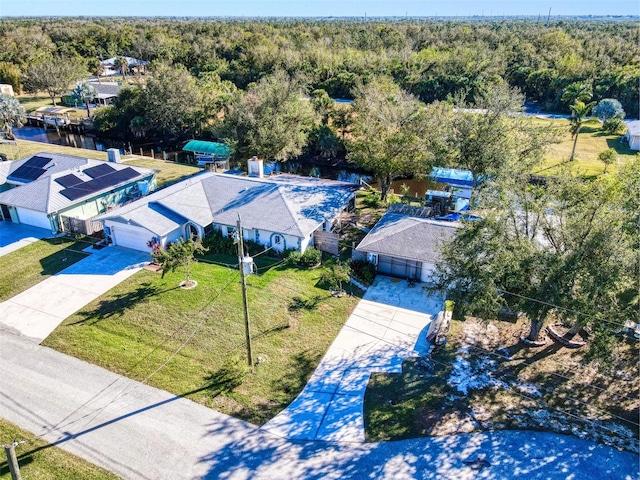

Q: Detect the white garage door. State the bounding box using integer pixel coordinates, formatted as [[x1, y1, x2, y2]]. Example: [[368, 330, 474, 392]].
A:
[[377, 255, 422, 280], [111, 224, 152, 252], [16, 208, 52, 230]]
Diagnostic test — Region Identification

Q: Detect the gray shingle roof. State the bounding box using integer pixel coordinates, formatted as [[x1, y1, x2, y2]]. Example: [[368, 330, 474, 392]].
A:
[[98, 172, 358, 238], [356, 212, 460, 263], [0, 153, 155, 214]]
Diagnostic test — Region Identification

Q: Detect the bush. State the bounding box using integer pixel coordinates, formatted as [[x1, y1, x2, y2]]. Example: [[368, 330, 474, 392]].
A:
[[363, 191, 382, 208], [286, 247, 322, 267], [603, 116, 625, 135], [319, 261, 350, 291], [202, 229, 236, 256], [350, 259, 376, 285]]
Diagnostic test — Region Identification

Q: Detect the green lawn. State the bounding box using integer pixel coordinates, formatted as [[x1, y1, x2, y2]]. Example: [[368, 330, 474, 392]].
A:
[[43, 258, 361, 425], [532, 117, 636, 177], [0, 419, 120, 480], [0, 237, 91, 302], [123, 157, 202, 187]]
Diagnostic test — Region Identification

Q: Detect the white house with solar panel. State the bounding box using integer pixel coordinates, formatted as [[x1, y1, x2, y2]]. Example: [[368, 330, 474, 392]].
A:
[[0, 152, 157, 234]]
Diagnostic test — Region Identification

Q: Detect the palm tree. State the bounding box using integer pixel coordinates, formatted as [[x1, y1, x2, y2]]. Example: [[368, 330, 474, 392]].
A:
[[114, 56, 128, 79], [0, 93, 26, 139], [568, 100, 595, 162], [71, 82, 97, 118], [89, 58, 104, 83]]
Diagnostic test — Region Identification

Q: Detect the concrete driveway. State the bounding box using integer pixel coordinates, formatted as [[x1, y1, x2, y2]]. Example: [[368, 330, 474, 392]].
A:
[[262, 276, 443, 443], [0, 245, 150, 343], [0, 221, 51, 257]]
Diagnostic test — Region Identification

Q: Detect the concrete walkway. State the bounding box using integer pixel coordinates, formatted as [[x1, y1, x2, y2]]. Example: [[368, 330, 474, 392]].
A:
[[0, 246, 149, 343], [0, 221, 51, 257], [262, 276, 442, 442], [1, 330, 637, 480]]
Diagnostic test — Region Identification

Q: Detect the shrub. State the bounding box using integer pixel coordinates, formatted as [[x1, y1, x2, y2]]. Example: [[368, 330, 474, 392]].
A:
[[202, 229, 236, 256], [363, 191, 382, 208], [286, 247, 322, 267], [350, 259, 376, 285], [603, 116, 625, 135], [319, 261, 351, 291]]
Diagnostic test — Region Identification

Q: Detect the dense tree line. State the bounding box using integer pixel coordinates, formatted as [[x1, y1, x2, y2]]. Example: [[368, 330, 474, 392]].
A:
[[0, 18, 637, 116]]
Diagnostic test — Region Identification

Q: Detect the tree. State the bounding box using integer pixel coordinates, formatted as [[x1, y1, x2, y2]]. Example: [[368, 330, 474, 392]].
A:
[[568, 100, 596, 162], [434, 167, 638, 345], [71, 81, 96, 118], [560, 81, 593, 107], [0, 93, 26, 139], [23, 56, 86, 106], [598, 148, 617, 173], [0, 62, 22, 94], [311, 89, 333, 126], [88, 58, 105, 83], [151, 237, 207, 287], [114, 56, 128, 78], [347, 78, 433, 201], [593, 98, 625, 123], [446, 83, 559, 188], [216, 71, 315, 162], [142, 64, 202, 139]]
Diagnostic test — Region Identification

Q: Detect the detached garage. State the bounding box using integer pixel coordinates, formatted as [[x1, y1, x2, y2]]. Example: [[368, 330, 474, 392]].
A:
[[356, 210, 460, 283]]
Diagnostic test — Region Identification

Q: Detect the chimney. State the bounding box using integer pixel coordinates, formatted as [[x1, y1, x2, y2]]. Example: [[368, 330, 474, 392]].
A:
[[107, 148, 121, 163], [247, 156, 264, 178]]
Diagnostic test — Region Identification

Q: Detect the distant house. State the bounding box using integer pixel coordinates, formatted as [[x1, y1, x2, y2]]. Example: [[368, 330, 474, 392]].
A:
[[97, 170, 359, 253], [356, 208, 460, 283], [62, 81, 123, 107], [101, 56, 148, 76], [624, 120, 640, 151], [0, 153, 156, 234]]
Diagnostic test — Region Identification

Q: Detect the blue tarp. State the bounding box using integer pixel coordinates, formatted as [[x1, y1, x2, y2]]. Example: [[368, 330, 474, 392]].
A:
[[430, 167, 475, 187]]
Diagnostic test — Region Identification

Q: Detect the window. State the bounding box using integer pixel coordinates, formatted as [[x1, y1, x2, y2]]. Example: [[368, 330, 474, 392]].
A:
[[273, 234, 282, 245]]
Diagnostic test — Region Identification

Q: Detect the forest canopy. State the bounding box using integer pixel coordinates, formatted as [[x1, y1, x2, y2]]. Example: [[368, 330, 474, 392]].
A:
[[0, 17, 637, 117]]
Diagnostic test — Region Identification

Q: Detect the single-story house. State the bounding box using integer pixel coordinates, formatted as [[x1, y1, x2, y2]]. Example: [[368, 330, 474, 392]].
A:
[[62, 82, 123, 107], [97, 171, 359, 253], [100, 56, 148, 76], [356, 209, 460, 283], [624, 120, 640, 151], [0, 152, 156, 233]]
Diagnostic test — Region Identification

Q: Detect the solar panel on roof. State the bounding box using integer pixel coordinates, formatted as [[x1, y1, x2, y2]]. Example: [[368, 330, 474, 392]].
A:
[[11, 165, 46, 181], [59, 186, 90, 201], [108, 167, 139, 184], [55, 174, 83, 188], [25, 155, 52, 168], [84, 163, 115, 178]]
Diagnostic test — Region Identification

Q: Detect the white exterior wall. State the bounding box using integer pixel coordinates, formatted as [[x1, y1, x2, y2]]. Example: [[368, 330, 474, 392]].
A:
[[299, 233, 313, 253], [629, 134, 640, 151], [420, 261, 437, 284], [164, 227, 186, 248], [15, 208, 53, 231]]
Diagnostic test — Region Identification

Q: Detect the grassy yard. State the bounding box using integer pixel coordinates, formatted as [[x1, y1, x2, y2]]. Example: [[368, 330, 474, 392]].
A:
[[123, 157, 202, 187], [532, 117, 636, 177], [364, 316, 639, 453], [0, 237, 91, 302], [43, 258, 361, 425], [0, 419, 120, 480]]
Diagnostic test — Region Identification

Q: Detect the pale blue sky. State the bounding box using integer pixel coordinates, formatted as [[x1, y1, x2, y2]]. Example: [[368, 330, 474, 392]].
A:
[[1, 0, 638, 18]]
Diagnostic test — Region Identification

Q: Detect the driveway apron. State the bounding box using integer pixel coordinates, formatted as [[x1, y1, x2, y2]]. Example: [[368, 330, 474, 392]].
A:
[[261, 276, 443, 443], [0, 246, 149, 343]]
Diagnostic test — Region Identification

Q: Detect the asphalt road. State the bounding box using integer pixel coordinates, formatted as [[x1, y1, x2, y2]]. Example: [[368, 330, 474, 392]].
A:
[[1, 331, 638, 480]]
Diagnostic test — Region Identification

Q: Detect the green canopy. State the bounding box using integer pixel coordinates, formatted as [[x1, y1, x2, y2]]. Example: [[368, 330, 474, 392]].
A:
[[182, 140, 230, 157]]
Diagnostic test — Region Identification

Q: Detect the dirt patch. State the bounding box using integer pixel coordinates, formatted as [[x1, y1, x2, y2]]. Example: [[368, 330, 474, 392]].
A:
[[364, 317, 639, 453]]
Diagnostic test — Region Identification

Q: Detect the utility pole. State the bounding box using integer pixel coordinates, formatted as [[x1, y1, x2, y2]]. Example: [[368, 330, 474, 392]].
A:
[[546, 7, 551, 27], [236, 215, 254, 370], [4, 442, 22, 480]]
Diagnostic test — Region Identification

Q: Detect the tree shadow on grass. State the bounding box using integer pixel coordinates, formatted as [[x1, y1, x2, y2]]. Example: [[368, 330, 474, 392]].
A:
[[68, 282, 178, 326], [273, 350, 322, 396], [38, 239, 90, 276]]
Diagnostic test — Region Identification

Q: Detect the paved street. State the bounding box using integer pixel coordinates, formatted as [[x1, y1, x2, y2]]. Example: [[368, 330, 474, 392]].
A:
[[1, 330, 638, 479]]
